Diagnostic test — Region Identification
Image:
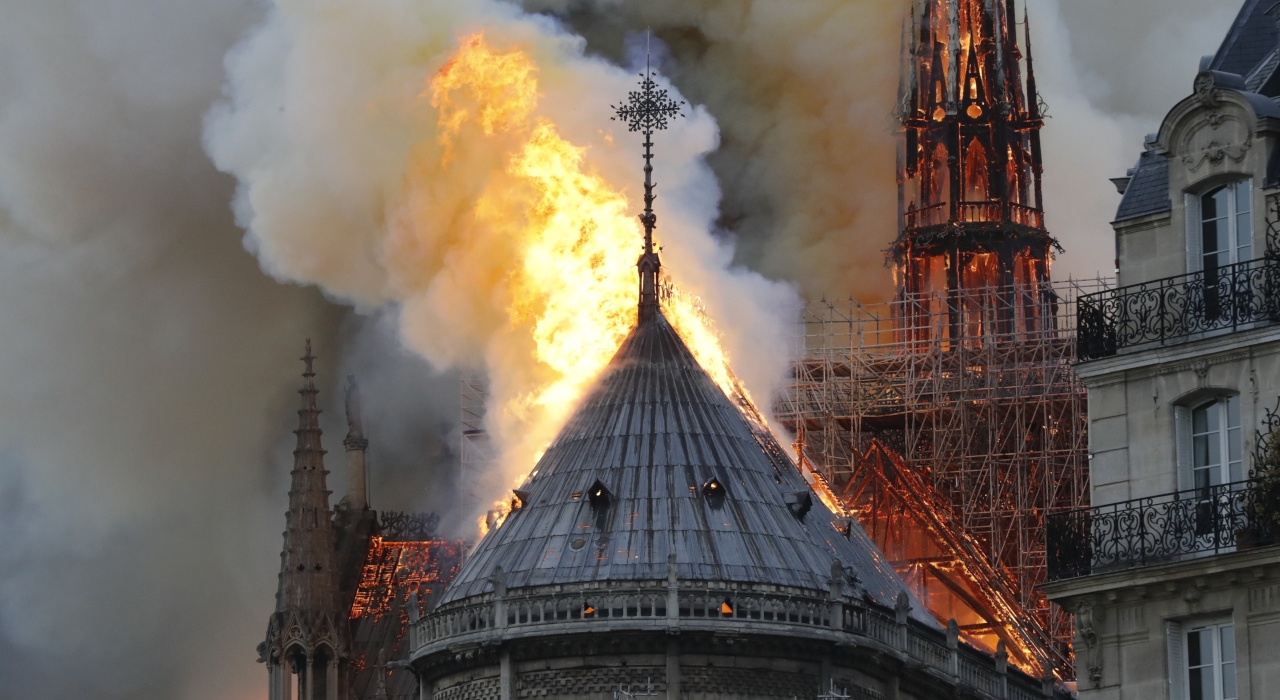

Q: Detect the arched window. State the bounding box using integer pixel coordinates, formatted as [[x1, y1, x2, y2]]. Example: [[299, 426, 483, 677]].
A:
[[964, 139, 989, 201]]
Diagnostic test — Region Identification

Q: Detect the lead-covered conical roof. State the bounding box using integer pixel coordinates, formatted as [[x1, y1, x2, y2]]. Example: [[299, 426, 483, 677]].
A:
[[442, 310, 921, 616]]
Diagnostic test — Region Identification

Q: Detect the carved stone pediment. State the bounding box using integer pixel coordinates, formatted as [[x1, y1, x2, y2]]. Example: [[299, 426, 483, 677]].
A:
[[1175, 100, 1253, 175], [1184, 139, 1253, 172]]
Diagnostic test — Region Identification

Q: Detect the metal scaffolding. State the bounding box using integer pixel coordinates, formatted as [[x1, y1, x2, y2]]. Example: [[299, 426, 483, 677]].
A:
[[776, 278, 1107, 675]]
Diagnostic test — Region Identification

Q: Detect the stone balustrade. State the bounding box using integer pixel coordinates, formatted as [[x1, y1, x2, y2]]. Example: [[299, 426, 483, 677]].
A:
[[411, 579, 1051, 700]]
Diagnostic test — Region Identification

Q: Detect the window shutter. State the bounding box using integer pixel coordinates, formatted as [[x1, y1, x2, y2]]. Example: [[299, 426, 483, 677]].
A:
[[1226, 394, 1243, 483], [1166, 620, 1185, 700], [1237, 178, 1254, 262], [1175, 405, 1194, 492], [1187, 192, 1202, 273]]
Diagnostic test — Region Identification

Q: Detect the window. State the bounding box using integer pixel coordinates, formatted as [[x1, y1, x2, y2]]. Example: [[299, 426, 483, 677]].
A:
[[1197, 180, 1253, 271], [1170, 621, 1237, 700], [1176, 395, 1244, 491]]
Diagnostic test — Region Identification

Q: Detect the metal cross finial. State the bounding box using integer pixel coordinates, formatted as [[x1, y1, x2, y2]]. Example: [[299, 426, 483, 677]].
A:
[[610, 31, 685, 321], [612, 73, 684, 136]]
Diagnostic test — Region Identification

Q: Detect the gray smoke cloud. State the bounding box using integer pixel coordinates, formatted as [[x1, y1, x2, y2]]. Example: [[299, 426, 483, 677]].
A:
[[0, 2, 462, 698], [0, 1, 1238, 698], [527, 0, 1237, 290]]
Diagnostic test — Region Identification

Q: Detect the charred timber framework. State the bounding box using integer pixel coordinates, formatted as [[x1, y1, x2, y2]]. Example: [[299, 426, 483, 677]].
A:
[[895, 0, 1056, 339], [773, 0, 1083, 679], [777, 281, 1096, 676]]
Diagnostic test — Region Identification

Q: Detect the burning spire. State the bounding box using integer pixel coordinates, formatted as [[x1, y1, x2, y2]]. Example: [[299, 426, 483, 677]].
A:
[[611, 35, 684, 321]]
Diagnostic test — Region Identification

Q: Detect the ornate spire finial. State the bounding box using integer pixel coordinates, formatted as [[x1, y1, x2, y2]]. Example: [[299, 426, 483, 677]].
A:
[[302, 338, 316, 378], [1024, 6, 1039, 120], [611, 31, 685, 321]]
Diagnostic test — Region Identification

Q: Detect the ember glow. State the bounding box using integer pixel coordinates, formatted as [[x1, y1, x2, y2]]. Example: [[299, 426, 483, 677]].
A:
[[428, 36, 747, 535]]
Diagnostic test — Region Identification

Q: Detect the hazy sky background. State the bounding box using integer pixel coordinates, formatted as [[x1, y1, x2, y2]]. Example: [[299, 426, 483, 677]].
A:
[[0, 0, 1241, 697]]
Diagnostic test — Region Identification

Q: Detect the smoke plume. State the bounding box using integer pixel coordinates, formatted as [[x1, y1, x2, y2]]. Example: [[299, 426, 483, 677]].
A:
[[203, 0, 800, 513], [0, 0, 1237, 698]]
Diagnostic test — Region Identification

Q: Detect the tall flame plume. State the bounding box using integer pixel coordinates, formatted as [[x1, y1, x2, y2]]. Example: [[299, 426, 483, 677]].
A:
[[425, 36, 747, 536]]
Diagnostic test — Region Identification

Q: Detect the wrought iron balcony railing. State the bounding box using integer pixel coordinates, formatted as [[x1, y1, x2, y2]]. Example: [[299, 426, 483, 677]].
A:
[[1046, 479, 1278, 581], [1076, 257, 1280, 361]]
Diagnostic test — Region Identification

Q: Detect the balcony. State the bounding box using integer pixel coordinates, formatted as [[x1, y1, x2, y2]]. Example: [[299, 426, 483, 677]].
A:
[[1045, 480, 1278, 581], [904, 201, 1044, 231], [1076, 257, 1280, 361]]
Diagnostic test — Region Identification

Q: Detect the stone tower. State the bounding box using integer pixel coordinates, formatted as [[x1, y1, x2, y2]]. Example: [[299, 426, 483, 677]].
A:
[[895, 0, 1057, 339], [260, 341, 352, 700]]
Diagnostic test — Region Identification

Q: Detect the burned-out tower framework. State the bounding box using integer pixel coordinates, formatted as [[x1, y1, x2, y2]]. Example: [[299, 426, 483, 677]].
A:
[[896, 0, 1051, 310], [777, 0, 1089, 678]]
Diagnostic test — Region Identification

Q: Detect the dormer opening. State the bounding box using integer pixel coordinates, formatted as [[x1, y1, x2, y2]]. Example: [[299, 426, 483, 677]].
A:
[[588, 480, 611, 510], [786, 491, 814, 521], [586, 478, 611, 529], [701, 477, 726, 507]]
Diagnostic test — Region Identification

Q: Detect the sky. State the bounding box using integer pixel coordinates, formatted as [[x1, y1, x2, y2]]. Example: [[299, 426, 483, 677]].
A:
[[0, 0, 1242, 697]]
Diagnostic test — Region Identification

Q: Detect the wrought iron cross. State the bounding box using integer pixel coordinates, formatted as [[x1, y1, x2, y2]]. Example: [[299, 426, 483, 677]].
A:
[[613, 73, 684, 136], [611, 37, 684, 319]]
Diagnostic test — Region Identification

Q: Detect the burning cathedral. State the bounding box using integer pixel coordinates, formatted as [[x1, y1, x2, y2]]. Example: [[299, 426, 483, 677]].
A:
[[257, 1, 1079, 698]]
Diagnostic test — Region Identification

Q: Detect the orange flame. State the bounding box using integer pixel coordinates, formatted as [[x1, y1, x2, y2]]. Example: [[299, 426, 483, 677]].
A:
[[428, 35, 751, 536]]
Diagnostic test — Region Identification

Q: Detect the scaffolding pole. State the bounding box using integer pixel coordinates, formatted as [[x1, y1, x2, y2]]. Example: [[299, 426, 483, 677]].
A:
[[776, 278, 1109, 677]]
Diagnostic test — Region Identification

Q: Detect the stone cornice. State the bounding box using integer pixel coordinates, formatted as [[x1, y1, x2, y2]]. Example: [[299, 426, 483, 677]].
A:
[[1112, 212, 1171, 233], [1075, 324, 1280, 381], [1041, 544, 1280, 603]]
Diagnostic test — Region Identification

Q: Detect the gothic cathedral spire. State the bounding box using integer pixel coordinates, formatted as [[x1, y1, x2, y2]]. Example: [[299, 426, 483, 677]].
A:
[[895, 0, 1057, 340], [260, 340, 352, 700], [277, 339, 340, 615]]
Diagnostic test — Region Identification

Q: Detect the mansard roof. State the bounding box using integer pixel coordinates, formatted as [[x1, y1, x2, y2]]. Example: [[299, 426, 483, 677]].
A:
[[1212, 0, 1279, 80], [1115, 1, 1280, 222], [1115, 148, 1171, 223], [440, 310, 925, 621]]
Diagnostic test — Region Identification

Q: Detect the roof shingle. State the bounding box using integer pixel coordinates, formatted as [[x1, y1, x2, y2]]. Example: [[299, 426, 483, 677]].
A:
[[1115, 150, 1171, 223], [439, 310, 926, 623]]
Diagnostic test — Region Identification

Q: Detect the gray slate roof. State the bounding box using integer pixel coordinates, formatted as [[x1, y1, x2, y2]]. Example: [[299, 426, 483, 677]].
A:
[[1245, 46, 1280, 93], [1115, 150, 1171, 222], [1213, 0, 1279, 79], [441, 310, 925, 622]]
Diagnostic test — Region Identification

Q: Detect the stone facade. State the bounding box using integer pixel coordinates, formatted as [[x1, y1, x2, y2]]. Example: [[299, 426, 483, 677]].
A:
[[1044, 4, 1280, 699]]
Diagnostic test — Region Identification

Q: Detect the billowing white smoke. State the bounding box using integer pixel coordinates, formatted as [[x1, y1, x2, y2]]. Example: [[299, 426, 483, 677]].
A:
[[527, 0, 1240, 288], [0, 0, 1240, 698], [203, 0, 799, 514]]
